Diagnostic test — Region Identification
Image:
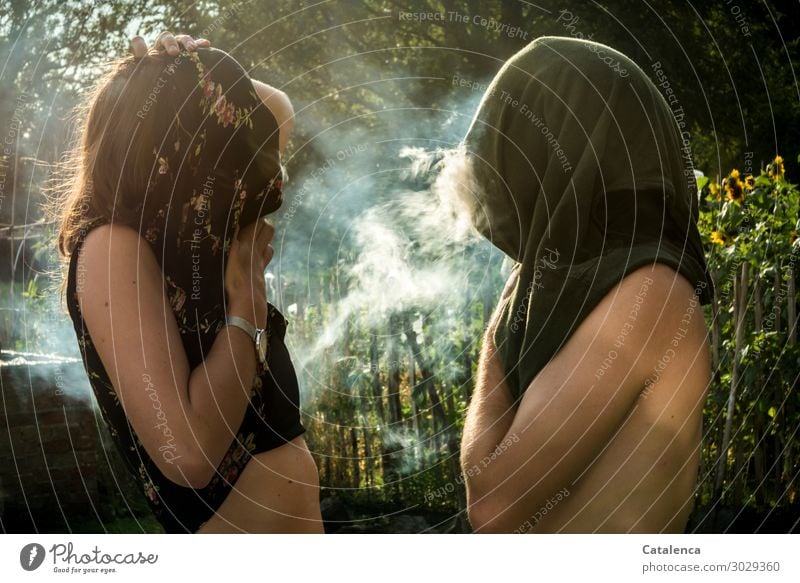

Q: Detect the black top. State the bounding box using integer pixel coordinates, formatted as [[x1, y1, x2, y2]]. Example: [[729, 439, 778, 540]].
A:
[[66, 223, 305, 533], [64, 48, 304, 533]]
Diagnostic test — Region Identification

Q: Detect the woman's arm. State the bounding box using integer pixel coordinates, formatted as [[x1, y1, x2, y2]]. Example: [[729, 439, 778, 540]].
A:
[[128, 34, 294, 153], [76, 220, 273, 489], [462, 264, 691, 532]]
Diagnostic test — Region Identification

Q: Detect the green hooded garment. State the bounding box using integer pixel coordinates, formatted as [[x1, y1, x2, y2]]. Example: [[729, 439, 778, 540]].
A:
[[461, 36, 714, 401]]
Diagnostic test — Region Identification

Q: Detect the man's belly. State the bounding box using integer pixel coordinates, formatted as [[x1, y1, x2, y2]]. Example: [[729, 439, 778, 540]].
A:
[[197, 436, 323, 533]]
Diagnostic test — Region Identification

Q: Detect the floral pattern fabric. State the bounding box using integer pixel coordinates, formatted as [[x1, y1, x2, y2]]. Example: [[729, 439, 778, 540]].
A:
[[65, 48, 304, 533]]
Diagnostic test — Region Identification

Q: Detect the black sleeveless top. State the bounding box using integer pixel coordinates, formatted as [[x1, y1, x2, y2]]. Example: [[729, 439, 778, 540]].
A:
[[65, 223, 305, 533]]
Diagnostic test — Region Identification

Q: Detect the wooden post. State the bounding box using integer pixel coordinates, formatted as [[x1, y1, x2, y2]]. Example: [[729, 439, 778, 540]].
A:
[[711, 270, 721, 370], [788, 265, 797, 344], [714, 261, 750, 498]]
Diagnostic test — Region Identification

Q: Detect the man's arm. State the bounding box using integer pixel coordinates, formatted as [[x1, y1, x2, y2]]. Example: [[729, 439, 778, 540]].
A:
[[461, 264, 691, 532]]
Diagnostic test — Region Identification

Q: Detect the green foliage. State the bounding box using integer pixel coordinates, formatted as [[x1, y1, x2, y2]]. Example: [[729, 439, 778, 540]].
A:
[[698, 155, 800, 509], [2, 0, 799, 530]]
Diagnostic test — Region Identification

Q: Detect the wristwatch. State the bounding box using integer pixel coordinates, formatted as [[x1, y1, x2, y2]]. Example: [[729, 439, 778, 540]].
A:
[[226, 315, 267, 365]]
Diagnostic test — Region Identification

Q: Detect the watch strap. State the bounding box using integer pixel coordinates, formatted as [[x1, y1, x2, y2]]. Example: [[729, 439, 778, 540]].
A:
[[225, 315, 258, 340]]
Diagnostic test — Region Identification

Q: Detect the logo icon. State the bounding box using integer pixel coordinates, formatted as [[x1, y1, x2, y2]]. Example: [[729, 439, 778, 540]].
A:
[[20, 543, 46, 571]]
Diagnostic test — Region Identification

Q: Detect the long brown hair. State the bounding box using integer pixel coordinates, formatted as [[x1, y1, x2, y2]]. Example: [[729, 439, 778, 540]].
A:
[[51, 52, 196, 257]]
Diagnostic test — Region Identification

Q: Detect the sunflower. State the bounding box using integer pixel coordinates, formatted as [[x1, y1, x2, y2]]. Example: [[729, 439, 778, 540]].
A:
[[709, 181, 720, 199], [768, 155, 785, 180], [710, 231, 728, 246], [744, 174, 755, 190], [730, 168, 740, 179], [723, 173, 745, 203]]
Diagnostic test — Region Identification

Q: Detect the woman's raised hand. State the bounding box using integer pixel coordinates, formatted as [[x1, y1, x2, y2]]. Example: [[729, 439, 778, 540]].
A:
[[131, 31, 210, 58], [225, 219, 275, 328]]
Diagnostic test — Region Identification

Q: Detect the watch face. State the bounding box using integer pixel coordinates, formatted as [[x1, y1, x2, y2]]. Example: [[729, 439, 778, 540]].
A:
[[257, 330, 268, 364]]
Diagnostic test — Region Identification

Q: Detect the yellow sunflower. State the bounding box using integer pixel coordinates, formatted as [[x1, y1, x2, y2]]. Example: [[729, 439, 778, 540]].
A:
[[709, 181, 720, 199], [724, 174, 745, 203], [768, 155, 785, 180], [710, 231, 728, 246], [744, 175, 755, 190]]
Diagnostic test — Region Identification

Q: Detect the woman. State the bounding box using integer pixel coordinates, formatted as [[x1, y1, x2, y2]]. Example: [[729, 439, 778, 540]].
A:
[[452, 37, 715, 532], [56, 34, 322, 533]]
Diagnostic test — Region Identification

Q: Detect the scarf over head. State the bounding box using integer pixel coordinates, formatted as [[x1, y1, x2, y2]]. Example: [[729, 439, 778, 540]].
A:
[[67, 48, 301, 532], [132, 47, 285, 352], [461, 36, 714, 401]]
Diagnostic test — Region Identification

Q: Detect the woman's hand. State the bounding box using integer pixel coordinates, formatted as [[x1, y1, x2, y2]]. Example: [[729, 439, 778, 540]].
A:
[[131, 31, 210, 58], [225, 218, 275, 328]]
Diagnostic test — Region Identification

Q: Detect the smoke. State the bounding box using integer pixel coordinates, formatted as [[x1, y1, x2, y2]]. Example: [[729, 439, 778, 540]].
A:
[[285, 151, 498, 380]]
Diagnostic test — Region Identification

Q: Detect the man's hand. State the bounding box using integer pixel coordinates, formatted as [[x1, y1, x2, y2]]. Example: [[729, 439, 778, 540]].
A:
[[131, 32, 210, 58]]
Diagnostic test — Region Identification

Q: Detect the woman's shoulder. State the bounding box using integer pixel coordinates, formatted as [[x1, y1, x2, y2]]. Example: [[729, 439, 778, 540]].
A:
[[74, 222, 164, 308], [78, 223, 153, 274]]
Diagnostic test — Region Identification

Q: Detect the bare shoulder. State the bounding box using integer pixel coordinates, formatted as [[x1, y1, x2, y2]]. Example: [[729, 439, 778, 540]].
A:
[[570, 263, 707, 381], [80, 223, 147, 265], [76, 223, 165, 316], [592, 263, 703, 332]]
